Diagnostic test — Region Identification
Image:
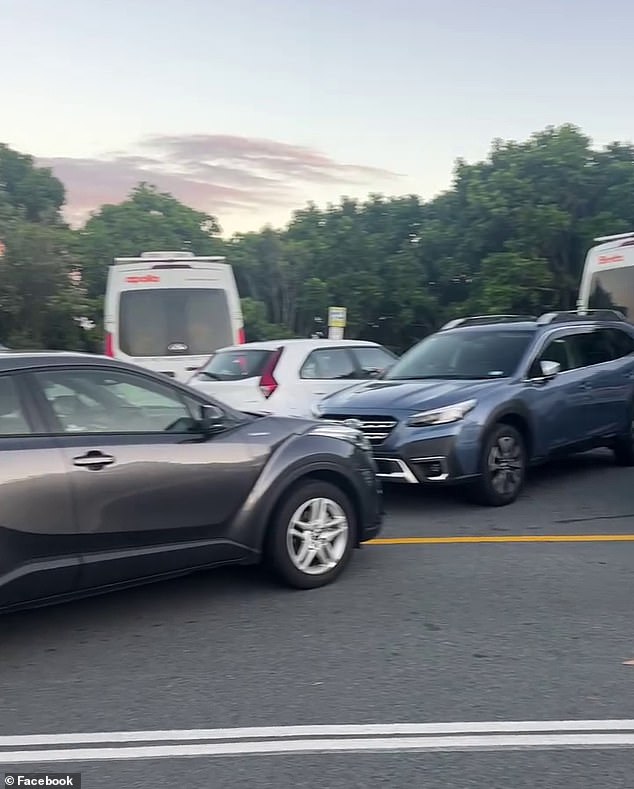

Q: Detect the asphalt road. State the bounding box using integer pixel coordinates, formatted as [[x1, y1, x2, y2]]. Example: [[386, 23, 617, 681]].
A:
[[2, 450, 634, 787]]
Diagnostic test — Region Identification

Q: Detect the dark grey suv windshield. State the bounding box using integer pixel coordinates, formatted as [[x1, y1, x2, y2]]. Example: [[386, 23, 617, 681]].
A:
[[386, 330, 536, 380]]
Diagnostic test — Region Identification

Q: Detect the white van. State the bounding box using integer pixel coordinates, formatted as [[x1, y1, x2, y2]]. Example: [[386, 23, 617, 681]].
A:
[[103, 251, 244, 382], [577, 231, 634, 320]]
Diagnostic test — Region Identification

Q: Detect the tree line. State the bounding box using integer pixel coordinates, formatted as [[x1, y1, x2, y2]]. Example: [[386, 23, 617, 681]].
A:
[[2, 123, 634, 354]]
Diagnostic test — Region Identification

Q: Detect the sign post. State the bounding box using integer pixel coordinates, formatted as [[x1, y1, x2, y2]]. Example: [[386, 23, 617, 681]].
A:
[[328, 306, 347, 340]]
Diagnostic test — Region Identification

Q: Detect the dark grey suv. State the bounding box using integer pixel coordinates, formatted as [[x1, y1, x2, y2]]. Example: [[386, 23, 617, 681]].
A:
[[0, 353, 383, 612]]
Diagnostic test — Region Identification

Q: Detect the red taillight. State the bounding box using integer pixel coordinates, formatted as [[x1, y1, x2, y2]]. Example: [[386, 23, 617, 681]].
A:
[[104, 332, 115, 357], [259, 347, 283, 399], [237, 327, 246, 344]]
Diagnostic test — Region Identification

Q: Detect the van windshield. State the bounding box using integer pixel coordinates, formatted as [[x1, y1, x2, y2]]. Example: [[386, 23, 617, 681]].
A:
[[119, 288, 233, 357], [587, 267, 634, 319]]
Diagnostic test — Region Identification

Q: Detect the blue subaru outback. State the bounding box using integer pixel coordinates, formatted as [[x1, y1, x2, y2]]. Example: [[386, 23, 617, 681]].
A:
[[313, 311, 634, 506]]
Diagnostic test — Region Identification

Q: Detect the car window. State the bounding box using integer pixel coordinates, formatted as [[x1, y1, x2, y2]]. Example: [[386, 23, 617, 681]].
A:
[[34, 368, 195, 434], [568, 329, 615, 368], [197, 349, 274, 381], [300, 348, 357, 380], [529, 335, 579, 376], [0, 375, 32, 436], [352, 346, 396, 376], [603, 328, 634, 360]]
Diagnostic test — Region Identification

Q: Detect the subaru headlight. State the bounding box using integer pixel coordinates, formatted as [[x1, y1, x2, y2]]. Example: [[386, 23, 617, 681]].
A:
[[407, 399, 476, 427]]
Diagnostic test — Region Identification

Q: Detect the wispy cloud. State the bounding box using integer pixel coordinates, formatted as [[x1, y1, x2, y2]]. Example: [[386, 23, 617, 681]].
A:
[[40, 134, 402, 232]]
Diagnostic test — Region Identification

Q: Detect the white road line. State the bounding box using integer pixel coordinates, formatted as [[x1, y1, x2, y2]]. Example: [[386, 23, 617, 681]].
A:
[[2, 733, 634, 763], [1, 720, 634, 747], [2, 721, 634, 762]]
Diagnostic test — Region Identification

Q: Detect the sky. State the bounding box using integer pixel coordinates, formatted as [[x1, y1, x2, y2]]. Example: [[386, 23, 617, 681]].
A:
[[1, 0, 633, 235]]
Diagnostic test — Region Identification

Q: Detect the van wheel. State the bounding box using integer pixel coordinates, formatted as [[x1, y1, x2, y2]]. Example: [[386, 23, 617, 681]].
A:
[[470, 423, 527, 506], [265, 480, 355, 589], [613, 407, 634, 466]]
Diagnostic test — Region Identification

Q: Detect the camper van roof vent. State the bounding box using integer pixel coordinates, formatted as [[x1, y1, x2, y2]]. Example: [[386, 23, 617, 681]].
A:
[[140, 251, 192, 259]]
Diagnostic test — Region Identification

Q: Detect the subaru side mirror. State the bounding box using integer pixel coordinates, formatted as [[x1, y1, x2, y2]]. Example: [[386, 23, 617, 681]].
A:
[[540, 360, 561, 379]]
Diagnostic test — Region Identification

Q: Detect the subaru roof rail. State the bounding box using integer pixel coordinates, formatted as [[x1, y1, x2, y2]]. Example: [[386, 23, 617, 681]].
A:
[[536, 309, 626, 326], [593, 231, 634, 243], [440, 314, 537, 330]]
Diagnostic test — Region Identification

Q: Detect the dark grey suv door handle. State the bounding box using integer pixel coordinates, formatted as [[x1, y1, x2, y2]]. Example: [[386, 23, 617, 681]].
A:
[[73, 451, 115, 469]]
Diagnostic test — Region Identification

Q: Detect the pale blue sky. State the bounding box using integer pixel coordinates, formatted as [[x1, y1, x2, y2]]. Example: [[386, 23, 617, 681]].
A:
[[1, 0, 632, 233]]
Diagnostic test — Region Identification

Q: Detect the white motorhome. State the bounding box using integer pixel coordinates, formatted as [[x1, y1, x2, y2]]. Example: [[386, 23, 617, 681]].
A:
[[577, 232, 634, 320], [103, 251, 244, 382]]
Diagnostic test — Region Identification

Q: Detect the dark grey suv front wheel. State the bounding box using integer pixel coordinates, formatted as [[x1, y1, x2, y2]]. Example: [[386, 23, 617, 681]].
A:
[[265, 480, 355, 589], [471, 423, 527, 506]]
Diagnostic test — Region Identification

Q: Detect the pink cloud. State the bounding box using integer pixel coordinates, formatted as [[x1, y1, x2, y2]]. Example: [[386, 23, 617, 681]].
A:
[[39, 134, 402, 230]]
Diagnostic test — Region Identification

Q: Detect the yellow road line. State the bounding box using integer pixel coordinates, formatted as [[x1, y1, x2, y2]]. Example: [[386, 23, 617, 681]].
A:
[[367, 534, 634, 545]]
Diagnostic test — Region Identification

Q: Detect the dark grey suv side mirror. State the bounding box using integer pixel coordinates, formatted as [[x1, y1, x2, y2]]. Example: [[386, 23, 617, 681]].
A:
[[199, 404, 226, 434]]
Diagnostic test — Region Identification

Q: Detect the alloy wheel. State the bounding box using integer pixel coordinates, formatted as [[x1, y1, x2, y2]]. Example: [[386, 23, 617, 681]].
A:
[[286, 497, 349, 576], [487, 434, 524, 497]]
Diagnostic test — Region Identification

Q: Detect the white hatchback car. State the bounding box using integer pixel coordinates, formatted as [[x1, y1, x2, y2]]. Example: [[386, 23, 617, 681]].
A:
[[187, 338, 398, 417]]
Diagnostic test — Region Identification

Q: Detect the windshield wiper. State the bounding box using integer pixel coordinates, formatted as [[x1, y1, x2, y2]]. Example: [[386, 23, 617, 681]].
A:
[[198, 371, 222, 380]]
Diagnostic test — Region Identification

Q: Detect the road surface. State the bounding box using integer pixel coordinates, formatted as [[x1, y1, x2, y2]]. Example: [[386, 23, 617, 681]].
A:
[[2, 450, 634, 787]]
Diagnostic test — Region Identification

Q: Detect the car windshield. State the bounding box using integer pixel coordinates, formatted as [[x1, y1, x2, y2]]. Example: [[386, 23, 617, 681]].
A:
[[198, 349, 274, 381], [385, 329, 536, 380]]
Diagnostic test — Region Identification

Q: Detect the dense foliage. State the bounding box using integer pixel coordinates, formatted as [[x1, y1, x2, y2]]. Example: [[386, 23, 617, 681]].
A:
[[2, 124, 634, 353]]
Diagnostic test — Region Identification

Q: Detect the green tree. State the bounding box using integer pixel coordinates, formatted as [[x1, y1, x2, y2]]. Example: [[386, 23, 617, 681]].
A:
[[6, 123, 634, 355], [240, 297, 295, 342], [0, 144, 65, 224], [439, 124, 616, 311], [0, 144, 89, 349], [0, 219, 89, 349], [468, 252, 556, 315]]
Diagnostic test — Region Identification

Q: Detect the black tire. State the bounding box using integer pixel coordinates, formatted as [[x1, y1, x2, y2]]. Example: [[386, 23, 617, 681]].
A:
[[264, 480, 356, 589], [613, 405, 634, 466], [470, 423, 527, 507]]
